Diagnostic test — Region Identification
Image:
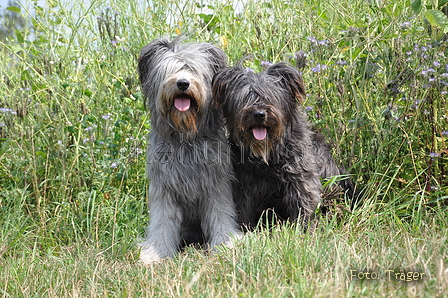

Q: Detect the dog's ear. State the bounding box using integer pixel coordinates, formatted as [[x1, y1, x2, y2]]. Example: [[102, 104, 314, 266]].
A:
[[202, 44, 228, 74], [212, 67, 245, 107], [212, 67, 245, 113], [138, 39, 166, 84], [138, 38, 171, 85], [212, 68, 231, 107], [266, 62, 306, 102], [138, 38, 174, 109]]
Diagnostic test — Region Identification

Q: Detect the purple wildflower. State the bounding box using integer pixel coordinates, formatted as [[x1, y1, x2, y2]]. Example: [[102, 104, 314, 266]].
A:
[[421, 68, 435, 76], [318, 40, 330, 46], [311, 64, 327, 73], [308, 36, 330, 46], [307, 36, 317, 44], [0, 108, 17, 114], [411, 99, 422, 109], [401, 21, 411, 29], [261, 61, 273, 68]]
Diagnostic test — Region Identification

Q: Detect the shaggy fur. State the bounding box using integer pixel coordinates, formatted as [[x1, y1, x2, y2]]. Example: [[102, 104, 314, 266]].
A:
[[138, 37, 241, 264], [212, 62, 356, 229]]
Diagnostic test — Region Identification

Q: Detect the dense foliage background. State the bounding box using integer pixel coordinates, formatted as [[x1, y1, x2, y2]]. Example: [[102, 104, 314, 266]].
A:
[[0, 0, 447, 296]]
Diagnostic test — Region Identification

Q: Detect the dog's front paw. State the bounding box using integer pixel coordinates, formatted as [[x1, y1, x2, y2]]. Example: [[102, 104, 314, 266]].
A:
[[139, 246, 168, 264], [223, 231, 243, 248], [210, 231, 243, 253]]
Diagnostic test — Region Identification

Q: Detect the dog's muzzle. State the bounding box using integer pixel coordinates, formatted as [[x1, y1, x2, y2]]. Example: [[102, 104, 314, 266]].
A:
[[173, 79, 192, 112], [252, 110, 268, 140]]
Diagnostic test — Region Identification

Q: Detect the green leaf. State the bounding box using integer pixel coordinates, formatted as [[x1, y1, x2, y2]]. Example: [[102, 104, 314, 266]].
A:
[[410, 0, 422, 14], [35, 151, 47, 158], [31, 82, 47, 91], [61, 83, 73, 89], [83, 89, 93, 97], [424, 9, 448, 29], [15, 30, 24, 43], [438, 0, 448, 8], [53, 16, 62, 25], [21, 70, 31, 81], [6, 6, 21, 13], [66, 126, 78, 134], [198, 13, 213, 23]]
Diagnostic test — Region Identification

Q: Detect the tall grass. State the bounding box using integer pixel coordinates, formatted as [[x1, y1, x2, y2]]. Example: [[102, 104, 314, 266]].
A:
[[0, 0, 447, 296]]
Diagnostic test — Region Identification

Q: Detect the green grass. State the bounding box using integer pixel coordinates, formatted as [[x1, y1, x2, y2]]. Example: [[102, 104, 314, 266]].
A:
[[1, 0, 447, 296]]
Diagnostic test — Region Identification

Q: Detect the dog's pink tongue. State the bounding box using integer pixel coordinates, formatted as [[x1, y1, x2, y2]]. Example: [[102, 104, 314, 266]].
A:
[[174, 97, 190, 111], [253, 127, 267, 140]]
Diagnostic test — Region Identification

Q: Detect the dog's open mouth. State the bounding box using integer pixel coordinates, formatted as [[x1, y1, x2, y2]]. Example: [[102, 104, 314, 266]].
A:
[[252, 127, 268, 140], [174, 96, 191, 112]]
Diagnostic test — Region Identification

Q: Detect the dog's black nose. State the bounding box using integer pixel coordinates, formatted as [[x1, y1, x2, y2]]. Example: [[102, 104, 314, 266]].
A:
[[253, 110, 266, 120], [176, 79, 190, 91]]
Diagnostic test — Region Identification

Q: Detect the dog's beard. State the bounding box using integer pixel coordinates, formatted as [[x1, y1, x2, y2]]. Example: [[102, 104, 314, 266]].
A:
[[170, 106, 198, 133], [169, 93, 200, 133], [249, 138, 272, 164]]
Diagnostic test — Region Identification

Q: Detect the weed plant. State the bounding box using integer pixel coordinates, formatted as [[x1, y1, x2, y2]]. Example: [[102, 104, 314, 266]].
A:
[[0, 0, 447, 296]]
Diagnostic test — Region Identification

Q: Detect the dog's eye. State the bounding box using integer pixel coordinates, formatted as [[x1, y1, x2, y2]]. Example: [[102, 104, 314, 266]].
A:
[[181, 64, 191, 71]]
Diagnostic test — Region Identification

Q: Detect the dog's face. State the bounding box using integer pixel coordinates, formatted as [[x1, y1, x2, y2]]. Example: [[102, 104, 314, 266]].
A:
[[138, 37, 227, 133], [213, 62, 306, 163]]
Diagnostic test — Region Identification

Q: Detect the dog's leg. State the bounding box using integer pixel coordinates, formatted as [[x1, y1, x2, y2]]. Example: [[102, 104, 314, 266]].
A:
[[284, 177, 322, 227], [201, 183, 242, 251], [233, 185, 259, 229], [140, 185, 182, 264]]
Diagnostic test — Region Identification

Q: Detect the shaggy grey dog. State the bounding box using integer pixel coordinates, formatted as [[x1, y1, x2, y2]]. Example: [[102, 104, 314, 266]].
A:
[[212, 62, 356, 229], [138, 37, 241, 264]]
